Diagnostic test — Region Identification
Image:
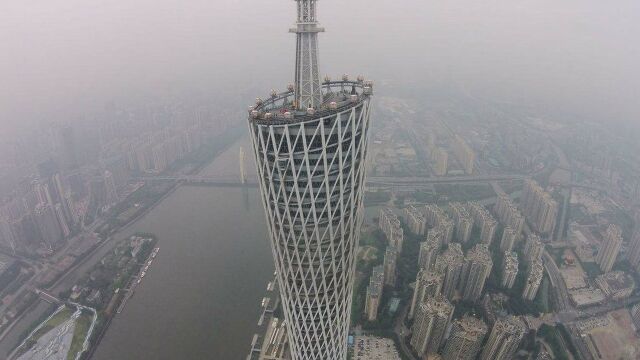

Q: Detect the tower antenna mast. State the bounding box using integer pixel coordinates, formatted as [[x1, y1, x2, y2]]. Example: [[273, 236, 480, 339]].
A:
[[290, 0, 324, 110]]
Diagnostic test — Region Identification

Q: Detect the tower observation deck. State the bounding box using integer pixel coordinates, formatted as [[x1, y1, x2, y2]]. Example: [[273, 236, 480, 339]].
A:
[[247, 1, 373, 359]]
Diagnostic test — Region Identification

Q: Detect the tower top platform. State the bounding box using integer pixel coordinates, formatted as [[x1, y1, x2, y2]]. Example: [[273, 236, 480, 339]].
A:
[[249, 78, 373, 125]]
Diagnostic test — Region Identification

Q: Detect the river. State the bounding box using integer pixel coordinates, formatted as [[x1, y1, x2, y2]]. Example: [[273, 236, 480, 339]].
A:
[[87, 135, 273, 360]]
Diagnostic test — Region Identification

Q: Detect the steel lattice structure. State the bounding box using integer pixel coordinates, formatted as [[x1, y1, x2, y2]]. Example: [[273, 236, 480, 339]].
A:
[[290, 0, 324, 110], [247, 2, 373, 358]]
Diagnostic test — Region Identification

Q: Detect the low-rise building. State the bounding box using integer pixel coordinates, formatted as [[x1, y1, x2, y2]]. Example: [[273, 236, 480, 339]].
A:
[[352, 336, 401, 360], [595, 271, 635, 300], [569, 287, 606, 308]]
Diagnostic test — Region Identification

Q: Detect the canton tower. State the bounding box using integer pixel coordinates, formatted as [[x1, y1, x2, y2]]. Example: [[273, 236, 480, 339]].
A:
[[247, 0, 373, 358]]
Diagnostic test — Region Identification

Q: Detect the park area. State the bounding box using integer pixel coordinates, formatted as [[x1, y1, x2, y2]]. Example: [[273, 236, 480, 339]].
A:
[[13, 304, 95, 360]]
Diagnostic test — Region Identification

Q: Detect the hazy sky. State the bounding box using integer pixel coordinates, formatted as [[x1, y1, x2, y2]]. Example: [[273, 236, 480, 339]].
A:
[[1, 0, 639, 136]]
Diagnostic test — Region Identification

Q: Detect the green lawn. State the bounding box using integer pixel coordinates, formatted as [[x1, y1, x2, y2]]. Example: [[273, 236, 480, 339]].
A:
[[67, 312, 93, 360]]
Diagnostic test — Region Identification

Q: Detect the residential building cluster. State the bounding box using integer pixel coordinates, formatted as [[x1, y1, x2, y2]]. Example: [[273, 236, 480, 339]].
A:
[[108, 125, 205, 174], [0, 161, 78, 253]]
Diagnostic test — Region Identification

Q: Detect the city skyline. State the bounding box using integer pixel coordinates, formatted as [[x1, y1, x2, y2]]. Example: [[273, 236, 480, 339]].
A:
[[0, 1, 638, 359]]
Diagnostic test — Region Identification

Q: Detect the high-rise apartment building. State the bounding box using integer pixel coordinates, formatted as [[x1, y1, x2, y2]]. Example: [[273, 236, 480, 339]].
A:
[[248, 0, 373, 357], [522, 259, 544, 301], [630, 303, 640, 329], [365, 265, 384, 322], [459, 244, 493, 302], [33, 204, 63, 249], [479, 316, 525, 360], [433, 147, 448, 176], [524, 233, 544, 264], [468, 202, 497, 245], [383, 246, 398, 287], [441, 316, 488, 360], [437, 219, 455, 245], [410, 295, 454, 357], [435, 243, 464, 300], [500, 226, 518, 253], [405, 205, 427, 235], [501, 252, 519, 289], [595, 224, 623, 273], [409, 269, 443, 319], [379, 208, 404, 252], [449, 202, 473, 244], [453, 135, 475, 175], [629, 217, 640, 272], [495, 193, 524, 234], [522, 180, 558, 235], [418, 235, 440, 271], [0, 219, 17, 252]]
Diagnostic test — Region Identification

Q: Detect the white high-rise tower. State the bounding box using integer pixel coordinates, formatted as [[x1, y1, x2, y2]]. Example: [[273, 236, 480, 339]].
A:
[[247, 1, 373, 359]]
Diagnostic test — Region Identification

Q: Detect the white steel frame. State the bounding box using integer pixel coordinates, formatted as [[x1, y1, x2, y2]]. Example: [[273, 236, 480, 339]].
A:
[[249, 99, 371, 359]]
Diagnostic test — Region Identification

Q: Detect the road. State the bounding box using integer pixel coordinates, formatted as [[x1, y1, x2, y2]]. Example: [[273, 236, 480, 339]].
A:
[[393, 302, 417, 360], [542, 251, 573, 314]]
